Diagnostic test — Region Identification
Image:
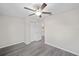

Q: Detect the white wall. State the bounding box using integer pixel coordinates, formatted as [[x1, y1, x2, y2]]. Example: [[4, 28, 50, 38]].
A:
[[45, 8, 79, 55], [0, 15, 42, 48], [24, 17, 42, 44], [0, 16, 24, 48]]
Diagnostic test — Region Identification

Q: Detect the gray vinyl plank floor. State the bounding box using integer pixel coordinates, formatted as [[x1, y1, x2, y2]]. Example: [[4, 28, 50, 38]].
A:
[[5, 40, 76, 56]]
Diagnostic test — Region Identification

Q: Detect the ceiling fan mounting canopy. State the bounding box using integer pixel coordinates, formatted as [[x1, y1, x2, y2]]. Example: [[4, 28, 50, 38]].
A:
[[24, 3, 52, 18]]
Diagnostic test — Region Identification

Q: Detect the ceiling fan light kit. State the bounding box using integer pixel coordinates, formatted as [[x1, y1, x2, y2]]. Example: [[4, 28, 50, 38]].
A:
[[35, 10, 42, 16]]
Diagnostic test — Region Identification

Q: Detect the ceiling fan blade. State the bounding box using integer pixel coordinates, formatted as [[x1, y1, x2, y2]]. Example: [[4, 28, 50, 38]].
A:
[[28, 13, 35, 16], [41, 3, 47, 10], [24, 7, 35, 12], [42, 12, 52, 15]]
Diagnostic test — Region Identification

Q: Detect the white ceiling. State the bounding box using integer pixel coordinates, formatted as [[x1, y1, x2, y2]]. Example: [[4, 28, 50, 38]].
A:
[[0, 3, 79, 18]]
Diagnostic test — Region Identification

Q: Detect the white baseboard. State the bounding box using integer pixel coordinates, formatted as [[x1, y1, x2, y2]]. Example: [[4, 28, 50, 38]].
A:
[[45, 42, 78, 56]]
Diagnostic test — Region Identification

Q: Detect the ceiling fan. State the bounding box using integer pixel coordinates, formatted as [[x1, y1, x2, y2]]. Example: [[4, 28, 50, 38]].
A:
[[24, 3, 52, 18]]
